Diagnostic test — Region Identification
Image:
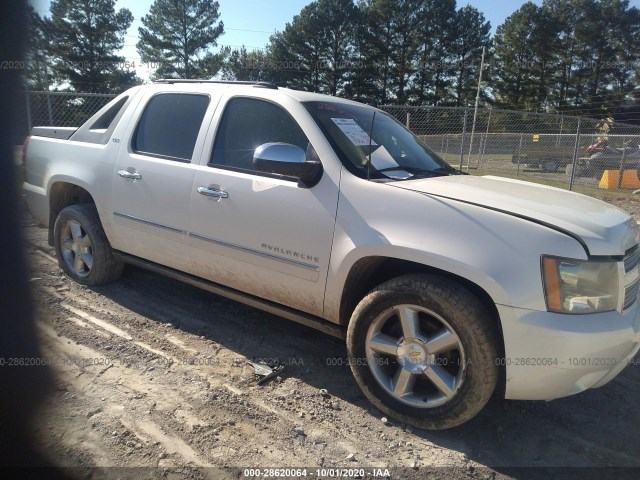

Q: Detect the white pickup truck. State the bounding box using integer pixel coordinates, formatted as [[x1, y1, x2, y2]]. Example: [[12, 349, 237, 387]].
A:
[[23, 80, 640, 429]]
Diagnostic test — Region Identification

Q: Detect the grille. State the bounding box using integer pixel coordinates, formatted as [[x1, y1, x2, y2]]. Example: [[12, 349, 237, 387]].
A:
[[623, 276, 640, 310], [624, 245, 640, 273]]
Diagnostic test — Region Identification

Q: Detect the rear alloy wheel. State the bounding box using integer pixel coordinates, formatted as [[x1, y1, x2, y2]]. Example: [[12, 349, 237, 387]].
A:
[[54, 204, 123, 286], [59, 219, 93, 279], [347, 274, 499, 430]]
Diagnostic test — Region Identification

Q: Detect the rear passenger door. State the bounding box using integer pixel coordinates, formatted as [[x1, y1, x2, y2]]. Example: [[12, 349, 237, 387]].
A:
[[110, 91, 215, 271], [187, 96, 339, 317]]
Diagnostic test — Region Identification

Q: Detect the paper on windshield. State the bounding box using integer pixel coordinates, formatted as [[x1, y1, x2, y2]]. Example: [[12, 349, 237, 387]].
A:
[[330, 118, 377, 146], [369, 145, 398, 169]]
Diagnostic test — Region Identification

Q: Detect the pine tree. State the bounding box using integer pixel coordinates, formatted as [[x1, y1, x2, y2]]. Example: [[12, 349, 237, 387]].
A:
[[137, 0, 225, 79], [221, 47, 273, 82], [359, 0, 423, 104], [450, 5, 491, 107], [25, 6, 52, 90], [411, 0, 457, 105], [45, 0, 137, 92], [491, 2, 540, 110], [267, 0, 358, 96]]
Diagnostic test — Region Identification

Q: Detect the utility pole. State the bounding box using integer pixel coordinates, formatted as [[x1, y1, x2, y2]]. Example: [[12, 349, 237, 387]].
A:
[[466, 46, 486, 170]]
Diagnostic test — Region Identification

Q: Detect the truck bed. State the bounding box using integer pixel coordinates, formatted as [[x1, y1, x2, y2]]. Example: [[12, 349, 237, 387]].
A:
[[31, 126, 77, 140]]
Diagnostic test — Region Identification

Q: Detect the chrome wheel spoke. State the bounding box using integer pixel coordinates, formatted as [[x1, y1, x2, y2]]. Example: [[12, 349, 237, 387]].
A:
[[78, 252, 93, 270], [393, 368, 416, 397], [398, 306, 420, 339], [425, 329, 459, 355], [62, 238, 74, 252], [62, 250, 74, 264], [424, 365, 456, 398], [73, 254, 85, 273], [70, 222, 83, 242], [79, 234, 92, 248], [368, 333, 399, 356]]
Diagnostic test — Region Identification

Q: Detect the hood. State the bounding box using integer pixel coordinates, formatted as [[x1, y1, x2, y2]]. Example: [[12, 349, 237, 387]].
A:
[[391, 175, 638, 256]]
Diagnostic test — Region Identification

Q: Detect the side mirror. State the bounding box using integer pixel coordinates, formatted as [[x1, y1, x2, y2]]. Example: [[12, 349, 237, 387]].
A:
[[253, 142, 323, 187]]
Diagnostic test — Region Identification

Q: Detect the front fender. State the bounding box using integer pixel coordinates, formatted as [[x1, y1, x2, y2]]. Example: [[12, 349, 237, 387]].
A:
[[323, 171, 586, 324]]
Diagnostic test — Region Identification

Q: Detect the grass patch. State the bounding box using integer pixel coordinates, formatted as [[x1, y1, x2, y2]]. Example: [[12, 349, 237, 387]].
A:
[[437, 153, 514, 164]]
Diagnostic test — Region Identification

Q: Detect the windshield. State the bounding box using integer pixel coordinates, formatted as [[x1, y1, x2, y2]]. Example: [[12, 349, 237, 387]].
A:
[[303, 101, 458, 180]]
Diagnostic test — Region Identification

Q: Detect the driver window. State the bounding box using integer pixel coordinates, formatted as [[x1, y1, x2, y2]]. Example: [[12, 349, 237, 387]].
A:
[[210, 97, 309, 172]]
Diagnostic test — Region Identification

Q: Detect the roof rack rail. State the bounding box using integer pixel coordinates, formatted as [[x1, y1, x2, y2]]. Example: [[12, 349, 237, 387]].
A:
[[154, 79, 278, 89]]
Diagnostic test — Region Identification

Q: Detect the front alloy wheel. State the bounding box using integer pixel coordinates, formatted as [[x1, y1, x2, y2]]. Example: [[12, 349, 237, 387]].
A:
[[365, 304, 465, 408], [347, 274, 499, 430]]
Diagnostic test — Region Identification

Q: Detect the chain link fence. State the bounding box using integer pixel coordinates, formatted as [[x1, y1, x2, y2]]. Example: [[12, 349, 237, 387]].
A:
[[21, 91, 640, 196], [23, 90, 117, 132], [383, 105, 640, 195]]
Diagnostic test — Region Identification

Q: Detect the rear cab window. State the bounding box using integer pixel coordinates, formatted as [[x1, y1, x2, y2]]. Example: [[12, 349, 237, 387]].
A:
[[70, 94, 132, 144]]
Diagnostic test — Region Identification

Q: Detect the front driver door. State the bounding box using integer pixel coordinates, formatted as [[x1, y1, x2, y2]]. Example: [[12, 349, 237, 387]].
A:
[[187, 96, 339, 317]]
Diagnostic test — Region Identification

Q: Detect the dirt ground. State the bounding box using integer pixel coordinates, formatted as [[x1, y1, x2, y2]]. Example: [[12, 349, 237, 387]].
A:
[[18, 194, 640, 479]]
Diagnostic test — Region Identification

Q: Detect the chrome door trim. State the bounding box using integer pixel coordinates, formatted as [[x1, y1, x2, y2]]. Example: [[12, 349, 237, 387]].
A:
[[112, 212, 319, 272], [189, 232, 319, 271], [113, 250, 343, 339], [113, 211, 184, 234]]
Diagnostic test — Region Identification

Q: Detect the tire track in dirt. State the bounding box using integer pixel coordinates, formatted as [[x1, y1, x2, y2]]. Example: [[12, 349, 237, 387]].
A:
[[30, 247, 436, 469]]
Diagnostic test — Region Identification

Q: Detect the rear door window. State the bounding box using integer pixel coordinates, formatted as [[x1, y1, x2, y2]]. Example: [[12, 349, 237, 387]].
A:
[[133, 93, 210, 161]]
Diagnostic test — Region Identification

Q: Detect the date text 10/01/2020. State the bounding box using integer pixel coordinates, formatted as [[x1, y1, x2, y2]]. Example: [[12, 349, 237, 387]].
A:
[[243, 468, 391, 478]]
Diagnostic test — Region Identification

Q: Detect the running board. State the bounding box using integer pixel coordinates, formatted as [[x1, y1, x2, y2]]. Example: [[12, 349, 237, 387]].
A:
[[113, 251, 346, 339]]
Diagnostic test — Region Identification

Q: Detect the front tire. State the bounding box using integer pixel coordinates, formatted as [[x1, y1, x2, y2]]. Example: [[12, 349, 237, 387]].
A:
[[346, 274, 499, 430], [54, 204, 123, 286]]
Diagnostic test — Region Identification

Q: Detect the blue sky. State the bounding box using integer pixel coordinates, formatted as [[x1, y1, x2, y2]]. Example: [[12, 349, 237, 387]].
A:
[[29, 0, 640, 81]]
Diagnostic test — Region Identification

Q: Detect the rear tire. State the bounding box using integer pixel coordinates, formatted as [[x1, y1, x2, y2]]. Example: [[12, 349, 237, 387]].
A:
[[54, 204, 123, 286], [346, 274, 499, 430]]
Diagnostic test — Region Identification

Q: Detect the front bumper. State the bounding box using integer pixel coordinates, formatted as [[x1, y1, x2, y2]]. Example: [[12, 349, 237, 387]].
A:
[[498, 302, 640, 400]]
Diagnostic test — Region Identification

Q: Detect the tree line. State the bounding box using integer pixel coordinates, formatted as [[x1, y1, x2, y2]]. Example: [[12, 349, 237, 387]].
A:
[[25, 0, 640, 122]]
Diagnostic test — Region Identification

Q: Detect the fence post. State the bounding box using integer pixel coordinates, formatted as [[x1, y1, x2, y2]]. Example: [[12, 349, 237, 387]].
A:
[[617, 135, 627, 190], [459, 108, 469, 171], [556, 116, 564, 147], [477, 108, 491, 169], [406, 110, 410, 129], [46, 91, 53, 126], [25, 92, 32, 133], [568, 119, 581, 191], [516, 133, 523, 176]]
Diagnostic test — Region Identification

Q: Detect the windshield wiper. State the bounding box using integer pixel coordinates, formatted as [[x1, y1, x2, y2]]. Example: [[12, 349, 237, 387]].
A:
[[373, 166, 458, 178], [430, 166, 469, 175]]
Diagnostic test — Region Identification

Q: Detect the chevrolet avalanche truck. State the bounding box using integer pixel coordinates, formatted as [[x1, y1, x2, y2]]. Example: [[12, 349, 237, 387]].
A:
[[23, 80, 640, 429]]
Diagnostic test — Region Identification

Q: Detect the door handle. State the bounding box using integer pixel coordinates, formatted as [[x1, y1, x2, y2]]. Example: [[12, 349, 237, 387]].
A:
[[117, 169, 142, 180], [197, 186, 228, 199]]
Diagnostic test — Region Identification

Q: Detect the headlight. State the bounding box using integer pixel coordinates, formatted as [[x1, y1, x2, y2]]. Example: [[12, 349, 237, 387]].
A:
[[542, 256, 619, 314]]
